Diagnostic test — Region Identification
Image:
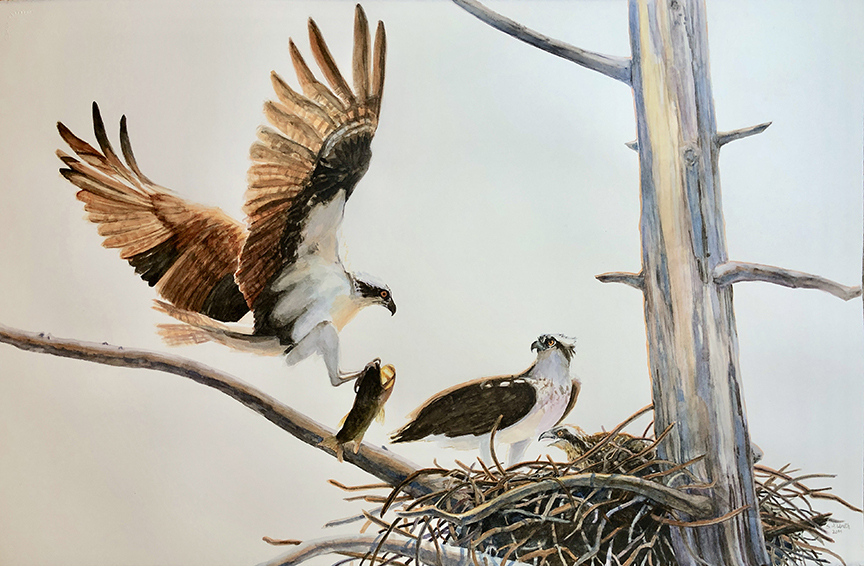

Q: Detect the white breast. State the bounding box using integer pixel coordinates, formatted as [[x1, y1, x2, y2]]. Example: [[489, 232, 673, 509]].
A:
[[498, 351, 574, 444], [299, 193, 345, 263], [269, 255, 352, 341]]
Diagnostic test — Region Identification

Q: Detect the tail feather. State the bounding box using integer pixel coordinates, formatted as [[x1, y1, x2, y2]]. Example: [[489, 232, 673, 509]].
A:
[[156, 324, 213, 347], [152, 300, 283, 355]]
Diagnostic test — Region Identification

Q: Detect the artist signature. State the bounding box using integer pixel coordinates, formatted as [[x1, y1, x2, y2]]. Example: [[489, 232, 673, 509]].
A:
[[826, 521, 850, 535]]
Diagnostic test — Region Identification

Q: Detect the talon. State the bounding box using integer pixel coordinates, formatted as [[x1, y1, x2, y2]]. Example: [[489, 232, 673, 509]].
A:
[[332, 370, 363, 386]]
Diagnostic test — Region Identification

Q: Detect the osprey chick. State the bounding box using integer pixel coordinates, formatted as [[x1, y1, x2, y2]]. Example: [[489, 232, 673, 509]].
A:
[[539, 425, 593, 461], [391, 334, 581, 466], [56, 5, 394, 386]]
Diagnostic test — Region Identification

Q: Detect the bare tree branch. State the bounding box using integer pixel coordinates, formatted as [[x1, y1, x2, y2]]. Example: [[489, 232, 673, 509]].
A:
[[596, 271, 644, 290], [0, 323, 436, 497], [258, 533, 528, 566], [398, 473, 714, 524], [451, 0, 632, 85], [715, 122, 772, 147], [713, 262, 863, 301]]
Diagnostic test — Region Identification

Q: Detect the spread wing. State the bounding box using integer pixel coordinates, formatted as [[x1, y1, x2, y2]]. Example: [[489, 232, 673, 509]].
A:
[[236, 5, 386, 309], [57, 103, 249, 322], [391, 376, 537, 442]]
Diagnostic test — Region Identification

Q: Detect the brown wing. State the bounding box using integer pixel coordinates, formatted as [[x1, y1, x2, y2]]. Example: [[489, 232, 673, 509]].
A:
[[57, 103, 250, 322], [236, 5, 386, 309], [390, 376, 537, 442], [555, 378, 582, 426]]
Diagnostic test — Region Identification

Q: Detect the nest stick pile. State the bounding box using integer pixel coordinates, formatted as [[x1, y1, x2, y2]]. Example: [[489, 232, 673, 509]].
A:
[[755, 464, 860, 566], [327, 410, 859, 566]]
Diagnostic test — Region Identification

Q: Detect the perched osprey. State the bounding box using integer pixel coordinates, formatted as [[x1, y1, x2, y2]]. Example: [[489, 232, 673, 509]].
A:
[[391, 334, 581, 466], [56, 6, 395, 386]]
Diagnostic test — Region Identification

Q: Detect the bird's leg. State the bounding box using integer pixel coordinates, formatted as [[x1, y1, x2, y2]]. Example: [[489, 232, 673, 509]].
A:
[[506, 439, 531, 467], [284, 330, 322, 367], [285, 322, 357, 387], [311, 322, 367, 387]]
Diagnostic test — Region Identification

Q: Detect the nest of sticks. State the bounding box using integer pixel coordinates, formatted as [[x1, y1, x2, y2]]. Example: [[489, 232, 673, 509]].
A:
[[328, 408, 860, 566], [756, 463, 860, 566]]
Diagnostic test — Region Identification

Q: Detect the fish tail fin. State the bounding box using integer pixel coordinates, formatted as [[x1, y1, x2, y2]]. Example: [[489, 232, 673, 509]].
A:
[[319, 436, 344, 462]]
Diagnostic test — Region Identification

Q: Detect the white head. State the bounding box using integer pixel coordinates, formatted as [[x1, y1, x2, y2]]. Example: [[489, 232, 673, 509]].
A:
[[530, 334, 577, 364], [350, 272, 396, 315]]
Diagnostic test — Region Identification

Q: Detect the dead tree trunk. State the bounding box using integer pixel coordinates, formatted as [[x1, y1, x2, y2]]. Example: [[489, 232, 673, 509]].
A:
[[627, 1, 769, 564], [455, 0, 860, 564]]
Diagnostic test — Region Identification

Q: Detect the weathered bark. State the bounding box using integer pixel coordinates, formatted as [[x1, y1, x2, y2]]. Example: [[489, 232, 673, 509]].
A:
[[628, 1, 769, 564]]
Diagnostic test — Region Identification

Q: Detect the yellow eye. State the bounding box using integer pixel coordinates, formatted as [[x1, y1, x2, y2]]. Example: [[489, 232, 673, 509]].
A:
[[380, 290, 389, 299], [557, 430, 564, 437], [546, 338, 556, 347]]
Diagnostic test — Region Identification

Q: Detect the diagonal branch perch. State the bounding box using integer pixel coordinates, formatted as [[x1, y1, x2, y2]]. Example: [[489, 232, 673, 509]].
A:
[[451, 0, 632, 85], [0, 323, 435, 496], [258, 533, 529, 566], [713, 261, 863, 301]]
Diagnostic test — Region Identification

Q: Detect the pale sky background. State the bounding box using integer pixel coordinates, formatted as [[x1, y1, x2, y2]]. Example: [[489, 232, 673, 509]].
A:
[[0, 1, 862, 565]]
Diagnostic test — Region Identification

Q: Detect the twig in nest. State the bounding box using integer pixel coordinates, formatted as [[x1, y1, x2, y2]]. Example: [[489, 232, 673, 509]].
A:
[[810, 492, 864, 512], [330, 479, 394, 492], [325, 507, 385, 529], [488, 415, 506, 476], [399, 473, 713, 524], [361, 510, 418, 541], [367, 515, 401, 566], [651, 504, 749, 528], [263, 537, 303, 546], [795, 540, 848, 566], [642, 454, 705, 481], [382, 468, 449, 515], [476, 458, 495, 481], [566, 405, 654, 472]]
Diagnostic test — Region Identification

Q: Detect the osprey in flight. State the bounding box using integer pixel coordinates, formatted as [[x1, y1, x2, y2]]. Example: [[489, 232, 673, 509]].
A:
[[391, 334, 581, 466], [55, 5, 395, 386]]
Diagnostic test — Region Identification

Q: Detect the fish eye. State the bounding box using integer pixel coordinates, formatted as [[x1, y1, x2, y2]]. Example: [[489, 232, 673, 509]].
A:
[[546, 337, 556, 347], [380, 290, 389, 299]]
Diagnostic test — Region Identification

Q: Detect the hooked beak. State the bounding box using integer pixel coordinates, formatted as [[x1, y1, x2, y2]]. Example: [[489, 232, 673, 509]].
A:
[[531, 339, 542, 352], [387, 299, 397, 316], [539, 430, 558, 442]]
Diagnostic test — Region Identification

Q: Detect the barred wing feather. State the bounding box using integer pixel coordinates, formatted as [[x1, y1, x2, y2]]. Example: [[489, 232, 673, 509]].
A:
[[236, 4, 386, 309], [57, 103, 249, 323]]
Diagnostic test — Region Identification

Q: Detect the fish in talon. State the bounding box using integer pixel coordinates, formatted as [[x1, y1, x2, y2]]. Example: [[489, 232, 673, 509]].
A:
[[320, 360, 396, 462]]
